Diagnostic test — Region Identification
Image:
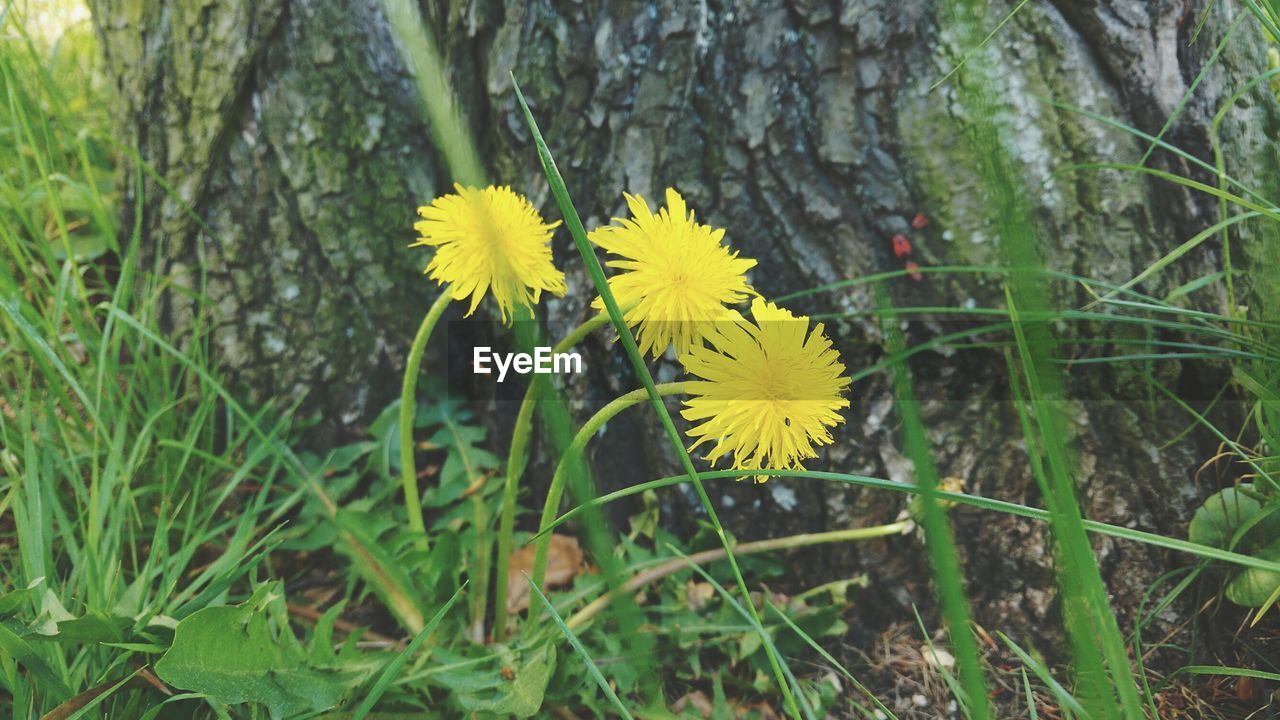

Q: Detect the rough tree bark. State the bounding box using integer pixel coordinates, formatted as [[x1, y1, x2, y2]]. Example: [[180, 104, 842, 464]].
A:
[[89, 0, 1279, 660]]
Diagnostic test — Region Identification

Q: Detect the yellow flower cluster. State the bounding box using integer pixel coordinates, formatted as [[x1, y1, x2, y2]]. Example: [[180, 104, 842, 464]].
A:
[[412, 185, 849, 481]]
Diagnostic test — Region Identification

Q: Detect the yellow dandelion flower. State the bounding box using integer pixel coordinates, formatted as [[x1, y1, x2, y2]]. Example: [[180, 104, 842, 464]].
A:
[[679, 298, 850, 482], [413, 184, 566, 323], [588, 188, 756, 358]]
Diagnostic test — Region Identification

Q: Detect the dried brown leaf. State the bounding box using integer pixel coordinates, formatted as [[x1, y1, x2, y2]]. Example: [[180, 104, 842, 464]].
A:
[[505, 534, 584, 614]]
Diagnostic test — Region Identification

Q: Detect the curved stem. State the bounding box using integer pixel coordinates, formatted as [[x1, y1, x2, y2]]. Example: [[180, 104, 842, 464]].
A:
[[400, 291, 453, 551], [565, 521, 911, 630], [493, 309, 622, 640], [529, 382, 687, 597]]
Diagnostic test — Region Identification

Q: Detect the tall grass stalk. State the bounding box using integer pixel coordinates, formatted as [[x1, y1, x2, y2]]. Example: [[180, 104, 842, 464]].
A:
[[527, 575, 636, 720], [666, 544, 819, 720], [877, 285, 992, 719], [765, 599, 899, 720], [941, 1, 1145, 714], [1009, 284, 1152, 717], [513, 76, 805, 719], [380, 0, 486, 187], [542, 469, 1280, 579], [567, 521, 911, 630]]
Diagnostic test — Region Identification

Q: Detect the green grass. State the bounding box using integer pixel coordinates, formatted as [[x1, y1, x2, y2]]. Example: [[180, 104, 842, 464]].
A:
[[878, 284, 992, 720], [0, 5, 291, 716]]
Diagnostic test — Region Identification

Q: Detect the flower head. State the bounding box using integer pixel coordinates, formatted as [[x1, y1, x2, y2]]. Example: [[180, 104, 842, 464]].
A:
[[679, 298, 850, 481], [413, 184, 566, 323], [588, 188, 756, 358]]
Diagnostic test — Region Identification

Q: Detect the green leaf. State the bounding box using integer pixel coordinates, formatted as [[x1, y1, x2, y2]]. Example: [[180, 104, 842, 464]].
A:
[[308, 602, 347, 665], [154, 583, 373, 719], [0, 577, 43, 617], [332, 509, 429, 633], [369, 399, 404, 477], [326, 441, 378, 474], [425, 405, 501, 508], [52, 610, 131, 643], [454, 644, 556, 717], [1225, 539, 1280, 607], [1188, 485, 1280, 552], [25, 587, 133, 646]]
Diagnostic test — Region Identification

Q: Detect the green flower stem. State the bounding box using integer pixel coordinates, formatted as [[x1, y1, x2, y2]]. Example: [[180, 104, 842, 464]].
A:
[[565, 521, 911, 630], [530, 382, 687, 593], [400, 291, 453, 551], [493, 309, 616, 640], [469, 493, 492, 643]]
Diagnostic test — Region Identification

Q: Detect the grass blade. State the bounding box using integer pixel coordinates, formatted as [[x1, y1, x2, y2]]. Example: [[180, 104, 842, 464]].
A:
[[879, 286, 992, 720], [542, 470, 1280, 575], [512, 75, 803, 719], [350, 583, 467, 720], [999, 632, 1090, 719], [1175, 665, 1280, 682], [525, 574, 634, 720], [765, 599, 898, 720]]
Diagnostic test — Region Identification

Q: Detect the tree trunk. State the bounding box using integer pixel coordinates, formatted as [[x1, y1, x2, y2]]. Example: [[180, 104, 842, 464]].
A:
[[90, 0, 1280, 658]]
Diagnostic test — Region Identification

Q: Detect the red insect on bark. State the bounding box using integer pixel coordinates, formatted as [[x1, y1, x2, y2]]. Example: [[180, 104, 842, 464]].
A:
[[904, 260, 923, 281], [892, 233, 912, 258], [911, 213, 928, 229]]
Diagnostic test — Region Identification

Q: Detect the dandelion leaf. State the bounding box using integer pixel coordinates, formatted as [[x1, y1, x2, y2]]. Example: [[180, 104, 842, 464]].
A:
[[155, 582, 372, 719]]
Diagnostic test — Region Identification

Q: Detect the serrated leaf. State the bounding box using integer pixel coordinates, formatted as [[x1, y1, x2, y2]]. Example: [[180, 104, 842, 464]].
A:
[[425, 409, 500, 508], [369, 399, 403, 439], [326, 441, 378, 474], [154, 583, 373, 719], [333, 510, 428, 634], [737, 628, 763, 661], [416, 395, 472, 427], [421, 532, 463, 605], [453, 644, 556, 717], [1226, 539, 1280, 608], [0, 577, 43, 617], [308, 601, 347, 665]]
